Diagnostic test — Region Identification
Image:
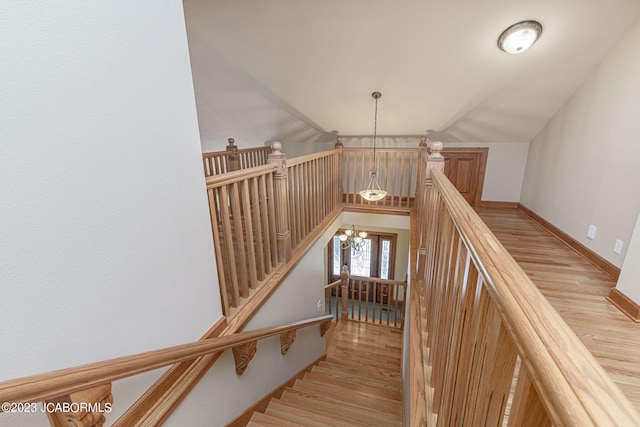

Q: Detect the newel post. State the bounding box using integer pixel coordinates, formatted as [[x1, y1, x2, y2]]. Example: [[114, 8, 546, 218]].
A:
[[416, 136, 428, 210], [268, 141, 292, 263], [417, 140, 445, 281], [340, 264, 349, 321], [226, 137, 241, 171]]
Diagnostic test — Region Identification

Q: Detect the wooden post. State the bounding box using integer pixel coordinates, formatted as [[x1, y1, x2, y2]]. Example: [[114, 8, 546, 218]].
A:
[[417, 140, 445, 281], [268, 141, 292, 263], [335, 136, 344, 206], [226, 137, 241, 171], [340, 264, 349, 321]]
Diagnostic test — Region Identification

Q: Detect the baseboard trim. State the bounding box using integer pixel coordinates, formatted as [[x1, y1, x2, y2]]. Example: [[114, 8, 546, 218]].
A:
[[517, 203, 621, 281], [607, 288, 640, 322], [226, 354, 326, 427], [478, 201, 519, 209]]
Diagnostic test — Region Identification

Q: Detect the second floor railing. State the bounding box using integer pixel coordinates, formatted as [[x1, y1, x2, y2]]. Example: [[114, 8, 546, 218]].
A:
[[202, 138, 271, 177], [409, 142, 640, 426]]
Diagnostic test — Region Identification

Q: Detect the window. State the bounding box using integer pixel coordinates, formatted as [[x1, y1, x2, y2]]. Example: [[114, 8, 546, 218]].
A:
[[329, 230, 396, 281]]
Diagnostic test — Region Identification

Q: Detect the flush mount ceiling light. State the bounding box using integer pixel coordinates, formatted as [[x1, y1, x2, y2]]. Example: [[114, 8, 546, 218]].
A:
[[359, 91, 387, 202], [497, 20, 542, 54]]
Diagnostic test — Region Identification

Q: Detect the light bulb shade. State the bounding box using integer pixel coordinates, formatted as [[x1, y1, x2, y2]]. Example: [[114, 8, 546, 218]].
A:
[[353, 236, 362, 244], [339, 234, 348, 242], [359, 170, 387, 202], [345, 229, 353, 237], [359, 189, 387, 201], [358, 231, 368, 239], [498, 20, 542, 54]]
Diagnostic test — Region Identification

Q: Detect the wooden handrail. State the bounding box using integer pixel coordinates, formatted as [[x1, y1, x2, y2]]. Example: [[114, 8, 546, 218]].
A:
[[205, 163, 278, 188], [430, 167, 640, 425], [285, 148, 339, 167], [347, 274, 406, 286], [0, 315, 332, 407], [324, 279, 341, 289]]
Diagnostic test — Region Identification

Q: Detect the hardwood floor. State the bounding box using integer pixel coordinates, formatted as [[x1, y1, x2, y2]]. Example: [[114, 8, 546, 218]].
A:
[[476, 207, 640, 411], [247, 321, 403, 426]]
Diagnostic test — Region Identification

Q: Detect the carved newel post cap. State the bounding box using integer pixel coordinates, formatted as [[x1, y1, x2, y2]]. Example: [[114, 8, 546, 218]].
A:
[[419, 136, 427, 147], [431, 140, 443, 153], [335, 136, 343, 148], [271, 141, 282, 154], [341, 264, 349, 275], [227, 138, 235, 146]]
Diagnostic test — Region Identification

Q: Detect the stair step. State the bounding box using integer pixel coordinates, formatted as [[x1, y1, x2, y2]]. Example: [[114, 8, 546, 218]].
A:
[[280, 388, 401, 426], [328, 348, 401, 370], [303, 371, 402, 401], [292, 378, 402, 415], [318, 360, 401, 385], [310, 365, 401, 394], [266, 398, 368, 427], [248, 410, 303, 426]]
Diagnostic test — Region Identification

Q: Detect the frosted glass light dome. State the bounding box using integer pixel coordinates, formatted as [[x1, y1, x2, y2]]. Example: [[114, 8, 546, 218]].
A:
[[498, 20, 542, 54]]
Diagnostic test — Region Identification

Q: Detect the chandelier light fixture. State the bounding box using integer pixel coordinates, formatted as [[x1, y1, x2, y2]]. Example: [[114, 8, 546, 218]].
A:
[[497, 20, 543, 54], [359, 91, 387, 202], [339, 224, 368, 252]]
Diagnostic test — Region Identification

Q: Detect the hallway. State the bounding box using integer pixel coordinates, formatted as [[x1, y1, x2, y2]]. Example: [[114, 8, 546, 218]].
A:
[[477, 207, 640, 410]]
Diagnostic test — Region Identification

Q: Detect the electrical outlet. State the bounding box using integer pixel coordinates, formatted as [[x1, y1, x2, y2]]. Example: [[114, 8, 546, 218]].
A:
[[587, 225, 597, 240], [614, 239, 624, 255], [317, 299, 322, 312]]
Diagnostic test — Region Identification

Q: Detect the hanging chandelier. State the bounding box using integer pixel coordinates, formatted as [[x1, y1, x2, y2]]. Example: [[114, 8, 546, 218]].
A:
[[339, 224, 368, 251], [359, 91, 387, 202]]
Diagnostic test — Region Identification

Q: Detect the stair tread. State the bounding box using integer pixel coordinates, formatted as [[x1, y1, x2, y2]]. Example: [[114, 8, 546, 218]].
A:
[[249, 411, 304, 426], [318, 360, 401, 385], [303, 371, 402, 400], [293, 379, 402, 415], [310, 365, 400, 392], [267, 398, 370, 427], [280, 388, 401, 426]]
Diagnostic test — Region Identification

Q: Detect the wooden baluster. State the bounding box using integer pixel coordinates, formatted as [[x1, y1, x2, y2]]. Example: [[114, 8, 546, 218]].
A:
[[507, 364, 552, 427], [226, 138, 240, 172], [267, 142, 291, 263], [340, 265, 349, 321], [46, 384, 113, 427], [207, 188, 230, 315], [249, 177, 265, 281]]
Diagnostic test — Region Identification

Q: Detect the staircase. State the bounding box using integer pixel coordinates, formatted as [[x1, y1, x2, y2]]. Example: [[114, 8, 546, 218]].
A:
[[247, 321, 403, 426]]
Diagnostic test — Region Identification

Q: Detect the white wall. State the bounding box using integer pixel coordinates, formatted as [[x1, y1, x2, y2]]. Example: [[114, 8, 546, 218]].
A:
[[520, 19, 640, 268], [167, 220, 340, 426], [0, 2, 221, 426], [617, 213, 640, 303]]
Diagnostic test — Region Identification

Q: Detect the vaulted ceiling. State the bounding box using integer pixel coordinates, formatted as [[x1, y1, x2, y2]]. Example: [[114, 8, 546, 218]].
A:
[[183, 0, 640, 147]]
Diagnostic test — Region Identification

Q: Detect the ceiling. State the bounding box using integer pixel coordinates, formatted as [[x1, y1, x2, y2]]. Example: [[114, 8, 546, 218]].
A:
[[183, 0, 640, 147]]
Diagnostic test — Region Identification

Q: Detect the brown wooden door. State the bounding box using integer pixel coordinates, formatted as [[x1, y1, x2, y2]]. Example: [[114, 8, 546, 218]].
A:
[[442, 148, 488, 207]]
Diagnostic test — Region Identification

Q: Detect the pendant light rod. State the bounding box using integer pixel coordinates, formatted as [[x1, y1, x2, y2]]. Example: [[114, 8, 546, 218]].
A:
[[359, 91, 387, 202], [372, 91, 381, 173]]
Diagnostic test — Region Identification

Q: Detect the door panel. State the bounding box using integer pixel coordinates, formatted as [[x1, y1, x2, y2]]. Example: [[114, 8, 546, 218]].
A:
[[442, 148, 488, 207]]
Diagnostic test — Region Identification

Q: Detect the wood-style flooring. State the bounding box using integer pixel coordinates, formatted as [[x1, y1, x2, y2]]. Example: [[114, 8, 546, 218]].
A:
[[477, 207, 640, 411]]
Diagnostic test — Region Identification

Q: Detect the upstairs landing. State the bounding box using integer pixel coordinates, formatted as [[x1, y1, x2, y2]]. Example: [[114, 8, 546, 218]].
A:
[[477, 207, 640, 411]]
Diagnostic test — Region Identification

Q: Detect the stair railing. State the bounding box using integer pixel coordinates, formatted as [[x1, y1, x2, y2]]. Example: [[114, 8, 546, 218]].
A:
[[202, 138, 271, 177], [410, 142, 640, 426], [0, 316, 332, 426], [335, 265, 406, 329]]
